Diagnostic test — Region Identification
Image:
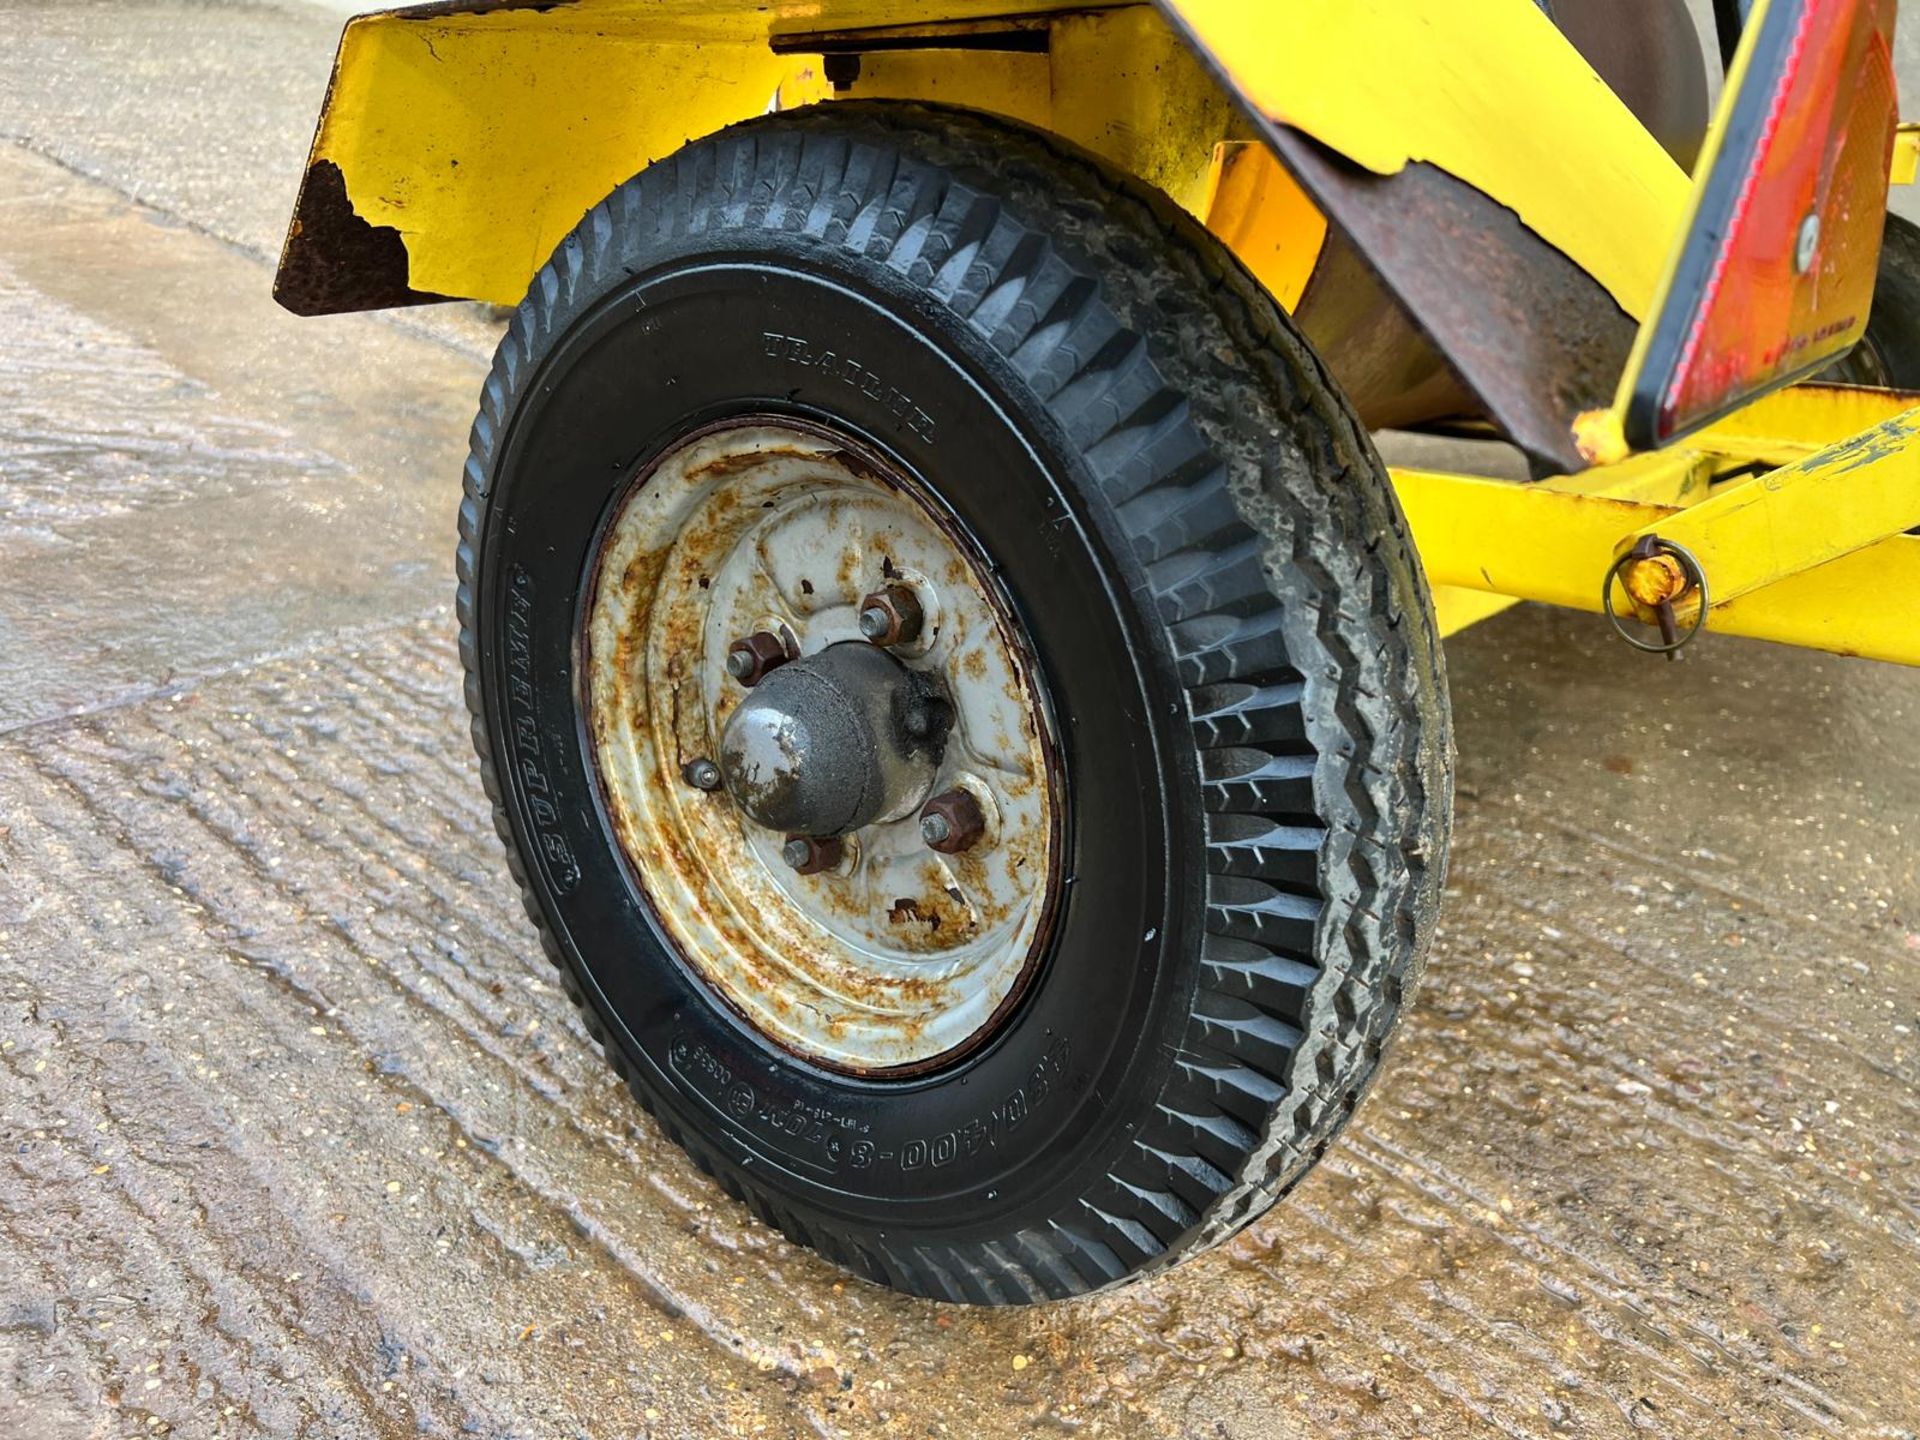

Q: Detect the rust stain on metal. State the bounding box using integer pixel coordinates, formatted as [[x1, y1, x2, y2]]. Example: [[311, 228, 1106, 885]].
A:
[[1622, 550, 1689, 609], [1275, 144, 1634, 475], [583, 417, 1063, 1077], [685, 446, 813, 485], [273, 160, 450, 317]]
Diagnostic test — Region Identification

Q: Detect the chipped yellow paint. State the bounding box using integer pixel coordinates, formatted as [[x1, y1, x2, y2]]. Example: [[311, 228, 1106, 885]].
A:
[[296, 1, 1230, 307], [1621, 406, 1920, 611], [1159, 0, 1690, 318], [312, 10, 804, 303]]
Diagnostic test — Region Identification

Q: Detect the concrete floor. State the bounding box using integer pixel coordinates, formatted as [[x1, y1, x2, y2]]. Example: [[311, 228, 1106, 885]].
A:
[[0, 4, 1917, 1438]]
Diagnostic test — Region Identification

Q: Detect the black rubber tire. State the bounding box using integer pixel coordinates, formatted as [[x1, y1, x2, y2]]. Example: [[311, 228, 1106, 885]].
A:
[[457, 103, 1452, 1303]]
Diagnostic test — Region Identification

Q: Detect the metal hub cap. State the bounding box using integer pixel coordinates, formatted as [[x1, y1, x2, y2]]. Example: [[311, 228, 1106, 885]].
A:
[[585, 422, 1061, 1074], [718, 641, 950, 837]]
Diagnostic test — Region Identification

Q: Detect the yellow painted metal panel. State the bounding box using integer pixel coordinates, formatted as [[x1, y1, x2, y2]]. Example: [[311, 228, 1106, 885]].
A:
[[1201, 142, 1325, 312], [1048, 7, 1244, 219], [314, 12, 802, 304], [1158, 0, 1689, 317], [788, 11, 1232, 220], [798, 11, 1233, 230], [292, 2, 1235, 309], [815, 49, 1053, 131]]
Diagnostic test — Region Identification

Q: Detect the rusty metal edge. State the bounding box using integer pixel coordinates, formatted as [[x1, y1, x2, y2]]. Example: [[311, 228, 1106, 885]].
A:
[[273, 159, 453, 318], [1151, 0, 1635, 476]]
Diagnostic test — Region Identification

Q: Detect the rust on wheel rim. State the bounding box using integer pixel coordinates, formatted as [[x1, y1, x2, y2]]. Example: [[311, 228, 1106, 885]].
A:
[[583, 420, 1063, 1076]]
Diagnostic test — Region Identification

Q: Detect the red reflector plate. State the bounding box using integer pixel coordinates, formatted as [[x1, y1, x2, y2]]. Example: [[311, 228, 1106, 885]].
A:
[[1622, 0, 1899, 449]]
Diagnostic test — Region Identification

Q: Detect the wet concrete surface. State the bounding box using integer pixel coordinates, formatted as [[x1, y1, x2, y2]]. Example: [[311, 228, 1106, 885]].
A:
[[2, 4, 1919, 1437]]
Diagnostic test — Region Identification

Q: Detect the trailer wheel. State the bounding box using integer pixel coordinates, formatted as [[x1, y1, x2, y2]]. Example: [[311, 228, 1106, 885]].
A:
[[458, 104, 1451, 1303]]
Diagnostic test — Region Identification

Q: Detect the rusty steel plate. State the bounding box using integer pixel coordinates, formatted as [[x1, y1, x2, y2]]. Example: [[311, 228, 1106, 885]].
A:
[[584, 422, 1062, 1075]]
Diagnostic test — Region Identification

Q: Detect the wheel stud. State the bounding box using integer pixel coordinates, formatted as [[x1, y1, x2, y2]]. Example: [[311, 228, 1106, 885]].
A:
[[682, 757, 724, 792], [857, 584, 923, 648], [727, 631, 791, 687], [920, 789, 985, 854], [782, 834, 844, 875]]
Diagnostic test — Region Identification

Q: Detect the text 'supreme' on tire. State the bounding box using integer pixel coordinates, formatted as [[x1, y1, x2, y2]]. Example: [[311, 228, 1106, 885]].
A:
[[458, 103, 1453, 1304]]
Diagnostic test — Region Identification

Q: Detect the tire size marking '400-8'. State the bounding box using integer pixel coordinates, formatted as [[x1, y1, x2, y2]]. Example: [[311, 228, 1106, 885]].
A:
[[504, 567, 580, 895], [669, 1032, 1074, 1175]]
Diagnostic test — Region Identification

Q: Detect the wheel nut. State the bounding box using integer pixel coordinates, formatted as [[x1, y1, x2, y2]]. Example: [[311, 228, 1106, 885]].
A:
[[857, 584, 924, 648], [782, 834, 844, 875], [726, 631, 792, 687], [919, 789, 985, 854], [682, 757, 723, 792]]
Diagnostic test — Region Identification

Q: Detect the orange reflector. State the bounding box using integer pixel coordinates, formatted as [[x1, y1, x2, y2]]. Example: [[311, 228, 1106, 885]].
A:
[[1621, 0, 1899, 449]]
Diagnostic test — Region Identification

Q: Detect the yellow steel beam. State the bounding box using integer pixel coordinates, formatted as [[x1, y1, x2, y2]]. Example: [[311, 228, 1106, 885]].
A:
[[1414, 449, 1713, 642], [1429, 586, 1521, 638], [1394, 444, 1920, 665], [1617, 405, 1920, 614], [1706, 537, 1920, 661], [1396, 450, 1712, 610], [1691, 383, 1920, 466]]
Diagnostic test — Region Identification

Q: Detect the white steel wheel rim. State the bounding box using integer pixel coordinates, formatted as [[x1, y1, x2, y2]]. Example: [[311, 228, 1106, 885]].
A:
[[585, 421, 1062, 1075]]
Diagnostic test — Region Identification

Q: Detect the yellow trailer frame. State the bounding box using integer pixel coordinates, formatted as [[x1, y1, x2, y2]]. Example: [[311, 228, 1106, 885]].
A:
[[276, 0, 1920, 666]]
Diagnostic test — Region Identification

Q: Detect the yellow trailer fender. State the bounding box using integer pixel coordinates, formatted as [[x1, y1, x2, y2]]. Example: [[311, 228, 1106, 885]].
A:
[[276, 0, 1696, 470]]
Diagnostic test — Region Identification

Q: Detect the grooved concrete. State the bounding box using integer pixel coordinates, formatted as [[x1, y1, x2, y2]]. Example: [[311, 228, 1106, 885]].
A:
[[0, 5, 1917, 1438]]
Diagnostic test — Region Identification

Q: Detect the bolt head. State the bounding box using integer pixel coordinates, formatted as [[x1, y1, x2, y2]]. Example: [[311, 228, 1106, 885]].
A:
[[855, 584, 924, 648], [682, 758, 723, 792], [919, 788, 986, 854], [726, 631, 792, 687], [781, 834, 844, 876]]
